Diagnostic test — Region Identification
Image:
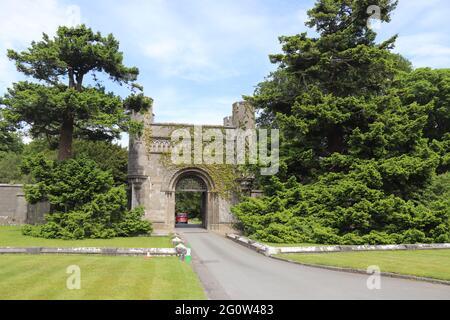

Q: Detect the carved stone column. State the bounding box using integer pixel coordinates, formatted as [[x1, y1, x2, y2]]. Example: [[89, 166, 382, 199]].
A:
[[128, 109, 152, 209], [129, 175, 148, 209]]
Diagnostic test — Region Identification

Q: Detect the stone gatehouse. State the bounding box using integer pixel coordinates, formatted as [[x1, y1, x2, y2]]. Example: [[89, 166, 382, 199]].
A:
[[127, 101, 260, 234]]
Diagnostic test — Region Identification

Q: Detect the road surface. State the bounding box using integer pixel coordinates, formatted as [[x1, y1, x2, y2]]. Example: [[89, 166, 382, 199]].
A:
[[176, 227, 450, 300]]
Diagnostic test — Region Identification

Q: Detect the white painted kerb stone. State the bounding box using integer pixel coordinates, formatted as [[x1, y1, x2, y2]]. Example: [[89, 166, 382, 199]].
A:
[[226, 234, 450, 256]]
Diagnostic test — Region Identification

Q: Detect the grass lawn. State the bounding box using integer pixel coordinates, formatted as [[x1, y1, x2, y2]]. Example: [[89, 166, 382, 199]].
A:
[[0, 255, 206, 300], [276, 249, 450, 281], [0, 226, 173, 248], [188, 218, 203, 225]]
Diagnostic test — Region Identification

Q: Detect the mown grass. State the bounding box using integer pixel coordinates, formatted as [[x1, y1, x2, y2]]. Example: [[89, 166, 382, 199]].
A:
[[276, 249, 450, 281], [0, 226, 173, 248], [188, 218, 203, 225], [0, 255, 205, 300]]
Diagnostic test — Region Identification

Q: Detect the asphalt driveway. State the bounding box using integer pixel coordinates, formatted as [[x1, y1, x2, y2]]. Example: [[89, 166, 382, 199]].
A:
[[176, 227, 450, 300]]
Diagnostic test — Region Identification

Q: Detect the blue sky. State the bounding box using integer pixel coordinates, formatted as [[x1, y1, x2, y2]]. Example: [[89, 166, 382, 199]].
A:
[[1, 0, 449, 145]]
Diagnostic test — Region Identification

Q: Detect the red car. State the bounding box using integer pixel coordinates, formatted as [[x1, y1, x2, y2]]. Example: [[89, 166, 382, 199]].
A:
[[176, 213, 189, 224]]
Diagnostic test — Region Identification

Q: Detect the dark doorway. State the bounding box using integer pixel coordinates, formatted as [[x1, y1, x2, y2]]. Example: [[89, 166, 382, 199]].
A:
[[175, 175, 208, 228]]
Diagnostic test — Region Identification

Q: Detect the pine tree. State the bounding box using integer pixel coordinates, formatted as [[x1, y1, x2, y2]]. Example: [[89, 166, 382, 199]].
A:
[[1, 25, 151, 160]]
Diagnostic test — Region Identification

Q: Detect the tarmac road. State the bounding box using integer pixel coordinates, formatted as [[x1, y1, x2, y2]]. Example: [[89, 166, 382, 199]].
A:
[[176, 227, 450, 300]]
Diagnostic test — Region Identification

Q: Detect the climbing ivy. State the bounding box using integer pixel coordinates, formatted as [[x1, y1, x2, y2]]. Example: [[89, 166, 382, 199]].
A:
[[141, 124, 244, 199]]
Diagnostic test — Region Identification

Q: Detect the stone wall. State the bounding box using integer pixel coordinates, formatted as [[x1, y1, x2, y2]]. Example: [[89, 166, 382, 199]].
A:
[[0, 184, 47, 225]]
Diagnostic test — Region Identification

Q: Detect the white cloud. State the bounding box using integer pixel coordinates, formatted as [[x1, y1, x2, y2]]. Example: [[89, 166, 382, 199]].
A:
[[113, 0, 301, 82], [0, 0, 80, 45], [5, 0, 448, 131], [142, 35, 239, 82], [0, 50, 17, 89], [375, 0, 450, 69], [0, 0, 81, 92], [297, 9, 308, 26], [151, 86, 237, 125], [395, 33, 450, 69]]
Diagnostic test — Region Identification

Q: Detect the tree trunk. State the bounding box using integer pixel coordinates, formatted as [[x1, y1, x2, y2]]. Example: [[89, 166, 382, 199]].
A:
[[57, 68, 79, 160], [57, 115, 74, 160], [327, 126, 344, 154]]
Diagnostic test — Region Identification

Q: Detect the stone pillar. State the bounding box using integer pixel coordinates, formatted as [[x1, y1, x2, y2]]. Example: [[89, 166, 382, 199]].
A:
[[205, 192, 221, 231], [128, 109, 152, 209], [167, 191, 176, 229], [129, 176, 147, 209]]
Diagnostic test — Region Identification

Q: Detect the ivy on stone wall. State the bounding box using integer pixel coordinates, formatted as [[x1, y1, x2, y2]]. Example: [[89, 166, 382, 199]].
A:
[[141, 124, 243, 200]]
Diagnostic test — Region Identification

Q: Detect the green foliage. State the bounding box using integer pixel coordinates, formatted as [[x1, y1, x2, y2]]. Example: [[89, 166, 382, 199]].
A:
[[0, 152, 28, 184], [233, 172, 449, 244], [0, 138, 57, 184], [395, 68, 450, 141], [0, 123, 23, 154], [235, 0, 450, 245], [0, 118, 26, 183], [114, 207, 153, 237], [21, 156, 151, 239], [6, 24, 139, 86], [1, 24, 150, 160], [268, 0, 399, 99], [1, 81, 128, 143], [23, 139, 58, 159], [155, 127, 241, 200], [395, 68, 450, 174], [73, 140, 128, 185], [175, 192, 203, 220], [0, 138, 128, 185]]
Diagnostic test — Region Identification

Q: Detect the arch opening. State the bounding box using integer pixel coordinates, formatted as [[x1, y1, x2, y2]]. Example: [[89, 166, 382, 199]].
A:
[[174, 173, 209, 229]]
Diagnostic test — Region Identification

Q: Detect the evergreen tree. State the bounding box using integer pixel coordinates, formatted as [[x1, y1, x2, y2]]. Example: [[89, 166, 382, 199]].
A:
[[1, 25, 151, 160], [233, 0, 449, 244]]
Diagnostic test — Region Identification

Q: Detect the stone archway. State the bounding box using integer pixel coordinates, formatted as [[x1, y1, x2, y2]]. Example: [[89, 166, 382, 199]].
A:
[[167, 168, 219, 230], [128, 101, 257, 234], [175, 175, 207, 227]]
